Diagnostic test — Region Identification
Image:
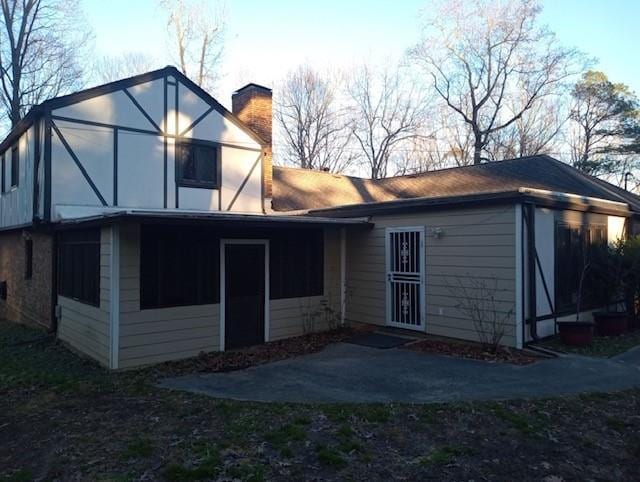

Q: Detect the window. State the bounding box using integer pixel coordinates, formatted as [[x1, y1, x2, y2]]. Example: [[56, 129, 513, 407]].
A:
[[1, 154, 5, 193], [10, 144, 18, 188], [58, 229, 100, 306], [24, 239, 33, 280], [555, 223, 607, 313], [270, 229, 324, 300], [140, 225, 219, 309], [176, 140, 218, 188]]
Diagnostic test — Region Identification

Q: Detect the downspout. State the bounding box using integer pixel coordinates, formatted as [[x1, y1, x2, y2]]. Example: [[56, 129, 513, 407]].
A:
[[340, 227, 346, 326], [50, 232, 58, 334], [519, 203, 526, 347]]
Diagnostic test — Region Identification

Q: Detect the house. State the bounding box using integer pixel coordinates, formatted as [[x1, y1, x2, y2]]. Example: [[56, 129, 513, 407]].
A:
[[0, 66, 638, 369]]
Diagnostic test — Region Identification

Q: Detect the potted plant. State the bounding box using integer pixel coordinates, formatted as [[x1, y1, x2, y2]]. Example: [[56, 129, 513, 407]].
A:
[[557, 254, 594, 347], [591, 241, 629, 336]]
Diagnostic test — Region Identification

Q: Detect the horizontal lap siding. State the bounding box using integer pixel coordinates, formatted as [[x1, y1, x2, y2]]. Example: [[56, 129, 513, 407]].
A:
[[119, 305, 220, 368], [269, 228, 342, 341], [116, 225, 342, 367], [58, 227, 111, 367], [346, 206, 518, 347], [117, 223, 219, 369]]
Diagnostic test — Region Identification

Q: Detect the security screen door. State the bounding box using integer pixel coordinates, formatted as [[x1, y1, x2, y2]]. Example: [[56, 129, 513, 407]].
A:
[[386, 227, 425, 330]]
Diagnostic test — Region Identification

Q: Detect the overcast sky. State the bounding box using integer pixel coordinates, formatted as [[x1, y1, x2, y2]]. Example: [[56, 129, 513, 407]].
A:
[[85, 0, 640, 107]]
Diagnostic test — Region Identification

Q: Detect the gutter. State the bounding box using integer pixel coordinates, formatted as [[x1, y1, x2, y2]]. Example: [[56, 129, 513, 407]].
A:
[[308, 187, 635, 219], [517, 187, 629, 209]]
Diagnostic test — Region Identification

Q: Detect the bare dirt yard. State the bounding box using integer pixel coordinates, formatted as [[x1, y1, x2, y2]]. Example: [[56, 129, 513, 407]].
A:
[[2, 320, 640, 481]]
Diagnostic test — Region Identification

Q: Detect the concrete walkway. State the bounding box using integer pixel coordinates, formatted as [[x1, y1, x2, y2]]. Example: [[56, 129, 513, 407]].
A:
[[159, 343, 640, 403]]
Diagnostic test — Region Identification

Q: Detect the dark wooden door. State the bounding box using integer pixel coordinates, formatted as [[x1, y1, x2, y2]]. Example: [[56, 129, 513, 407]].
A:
[[225, 243, 265, 350]]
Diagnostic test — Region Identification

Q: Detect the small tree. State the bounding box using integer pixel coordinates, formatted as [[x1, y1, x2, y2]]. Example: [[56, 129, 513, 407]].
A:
[[448, 276, 514, 352], [588, 241, 622, 313], [618, 236, 640, 322]]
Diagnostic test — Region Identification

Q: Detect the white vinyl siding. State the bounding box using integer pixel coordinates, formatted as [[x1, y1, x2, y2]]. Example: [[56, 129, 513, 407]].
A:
[[0, 124, 40, 228]]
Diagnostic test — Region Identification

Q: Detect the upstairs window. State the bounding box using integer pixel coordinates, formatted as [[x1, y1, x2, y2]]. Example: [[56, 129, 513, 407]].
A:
[[1, 154, 5, 193], [10, 144, 18, 188], [176, 140, 218, 188]]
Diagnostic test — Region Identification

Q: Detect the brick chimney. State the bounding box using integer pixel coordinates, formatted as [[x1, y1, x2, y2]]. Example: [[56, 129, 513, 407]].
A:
[[232, 83, 273, 198]]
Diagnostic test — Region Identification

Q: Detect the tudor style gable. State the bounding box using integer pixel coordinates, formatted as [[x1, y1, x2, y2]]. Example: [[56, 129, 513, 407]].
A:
[[0, 66, 267, 230]]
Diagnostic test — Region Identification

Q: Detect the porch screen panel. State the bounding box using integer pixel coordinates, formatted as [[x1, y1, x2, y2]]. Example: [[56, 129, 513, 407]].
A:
[[140, 225, 219, 309], [58, 229, 100, 306]]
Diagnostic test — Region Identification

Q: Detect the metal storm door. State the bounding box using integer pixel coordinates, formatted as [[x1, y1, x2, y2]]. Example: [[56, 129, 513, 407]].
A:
[[386, 227, 425, 330]]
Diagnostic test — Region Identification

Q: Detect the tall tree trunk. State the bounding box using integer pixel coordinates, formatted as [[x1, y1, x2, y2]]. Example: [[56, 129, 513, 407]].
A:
[[473, 135, 483, 165]]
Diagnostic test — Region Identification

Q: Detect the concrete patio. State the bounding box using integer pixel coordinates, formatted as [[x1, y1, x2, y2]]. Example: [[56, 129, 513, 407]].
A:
[[159, 343, 640, 403]]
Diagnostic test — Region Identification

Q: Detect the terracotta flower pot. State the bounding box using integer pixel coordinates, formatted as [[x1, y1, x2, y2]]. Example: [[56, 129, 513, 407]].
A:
[[557, 321, 594, 347], [593, 312, 629, 336]]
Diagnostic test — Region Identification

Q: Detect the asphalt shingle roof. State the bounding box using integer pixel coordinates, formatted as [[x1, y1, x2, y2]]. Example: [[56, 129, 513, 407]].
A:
[[271, 155, 640, 213]]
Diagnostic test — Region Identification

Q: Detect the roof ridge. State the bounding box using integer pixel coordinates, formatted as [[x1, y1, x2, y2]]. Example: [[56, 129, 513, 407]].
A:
[[273, 165, 369, 180], [376, 155, 549, 182]]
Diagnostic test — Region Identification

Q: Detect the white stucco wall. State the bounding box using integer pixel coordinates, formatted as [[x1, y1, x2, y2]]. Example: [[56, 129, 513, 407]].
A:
[[47, 72, 263, 220]]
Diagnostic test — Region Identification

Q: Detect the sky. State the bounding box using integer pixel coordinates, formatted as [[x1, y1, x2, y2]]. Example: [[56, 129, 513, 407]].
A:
[[84, 0, 640, 108]]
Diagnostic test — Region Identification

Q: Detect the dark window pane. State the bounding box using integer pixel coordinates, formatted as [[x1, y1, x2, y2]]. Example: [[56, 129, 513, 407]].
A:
[[555, 223, 608, 313], [58, 229, 100, 306], [270, 229, 324, 300], [177, 141, 217, 187], [10, 144, 18, 187], [140, 225, 219, 309]]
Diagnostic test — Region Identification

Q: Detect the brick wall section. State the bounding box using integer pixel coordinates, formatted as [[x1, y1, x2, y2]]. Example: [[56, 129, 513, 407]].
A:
[[0, 229, 53, 328], [232, 84, 273, 197]]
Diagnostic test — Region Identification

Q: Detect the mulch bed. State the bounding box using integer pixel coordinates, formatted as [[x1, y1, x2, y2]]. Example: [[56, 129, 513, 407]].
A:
[[406, 338, 540, 365], [541, 330, 640, 358], [148, 327, 356, 377]]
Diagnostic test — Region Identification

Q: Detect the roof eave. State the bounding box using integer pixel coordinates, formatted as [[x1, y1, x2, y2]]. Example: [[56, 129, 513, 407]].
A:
[[53, 210, 372, 230], [307, 189, 635, 218]]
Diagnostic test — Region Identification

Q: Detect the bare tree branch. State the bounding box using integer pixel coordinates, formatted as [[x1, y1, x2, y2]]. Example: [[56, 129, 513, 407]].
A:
[[0, 0, 90, 129], [409, 0, 586, 164], [274, 65, 356, 173], [160, 0, 225, 93], [348, 63, 428, 178]]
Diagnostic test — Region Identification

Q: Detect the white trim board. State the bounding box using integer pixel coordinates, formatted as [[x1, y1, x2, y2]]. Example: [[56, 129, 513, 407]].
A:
[[514, 205, 524, 349], [219, 239, 270, 352], [109, 225, 120, 369]]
